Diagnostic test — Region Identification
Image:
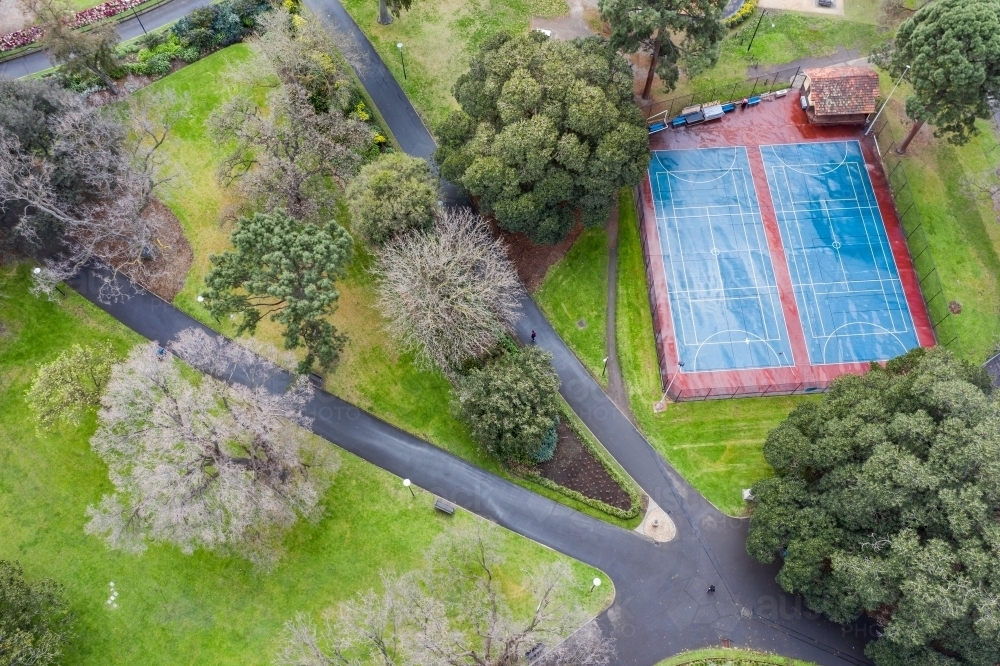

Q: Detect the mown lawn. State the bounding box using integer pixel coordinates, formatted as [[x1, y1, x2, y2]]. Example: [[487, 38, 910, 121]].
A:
[[0, 264, 610, 666], [338, 0, 568, 129], [877, 75, 1000, 362], [657, 648, 818, 666], [535, 226, 609, 386], [613, 191, 815, 516], [140, 43, 638, 527], [658, 10, 882, 102]]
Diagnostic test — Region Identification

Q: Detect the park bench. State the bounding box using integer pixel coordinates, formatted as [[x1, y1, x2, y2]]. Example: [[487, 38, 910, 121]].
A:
[[433, 497, 455, 514], [525, 643, 546, 662]]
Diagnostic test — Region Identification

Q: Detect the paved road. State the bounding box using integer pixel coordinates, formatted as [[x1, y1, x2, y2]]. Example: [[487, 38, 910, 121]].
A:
[[0, 0, 212, 79]]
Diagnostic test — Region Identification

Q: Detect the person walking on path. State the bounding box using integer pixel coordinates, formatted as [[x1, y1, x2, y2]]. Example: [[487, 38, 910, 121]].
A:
[[707, 584, 716, 594], [531, 330, 536, 344]]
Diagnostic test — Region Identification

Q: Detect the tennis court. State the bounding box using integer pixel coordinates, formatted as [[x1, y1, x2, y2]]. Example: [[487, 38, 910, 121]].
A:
[[649, 148, 795, 372], [761, 140, 920, 364]]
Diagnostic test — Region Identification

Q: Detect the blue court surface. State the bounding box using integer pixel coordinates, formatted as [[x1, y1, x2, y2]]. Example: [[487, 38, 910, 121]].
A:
[[649, 148, 795, 372], [761, 141, 919, 365]]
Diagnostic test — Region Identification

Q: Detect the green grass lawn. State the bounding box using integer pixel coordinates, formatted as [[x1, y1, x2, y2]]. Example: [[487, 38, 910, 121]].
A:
[[535, 226, 609, 386], [136, 44, 639, 528], [877, 76, 1000, 362], [0, 263, 610, 666], [656, 648, 818, 666], [656, 10, 882, 103], [614, 191, 815, 516], [337, 0, 568, 130]]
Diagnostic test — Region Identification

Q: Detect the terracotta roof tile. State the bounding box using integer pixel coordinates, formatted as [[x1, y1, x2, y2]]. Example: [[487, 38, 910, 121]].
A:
[[805, 66, 880, 116]]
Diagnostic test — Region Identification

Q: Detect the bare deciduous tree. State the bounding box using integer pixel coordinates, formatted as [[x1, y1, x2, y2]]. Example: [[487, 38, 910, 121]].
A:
[[85, 328, 337, 568], [275, 524, 613, 666], [210, 82, 371, 222], [375, 208, 523, 375], [0, 90, 179, 301]]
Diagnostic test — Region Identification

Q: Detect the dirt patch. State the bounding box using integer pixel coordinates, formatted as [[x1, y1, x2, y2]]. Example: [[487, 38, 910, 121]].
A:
[[493, 221, 582, 292], [134, 198, 193, 302], [535, 421, 631, 510]]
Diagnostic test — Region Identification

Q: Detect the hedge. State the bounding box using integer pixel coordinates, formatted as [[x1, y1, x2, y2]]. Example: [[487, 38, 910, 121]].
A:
[[723, 0, 758, 28]]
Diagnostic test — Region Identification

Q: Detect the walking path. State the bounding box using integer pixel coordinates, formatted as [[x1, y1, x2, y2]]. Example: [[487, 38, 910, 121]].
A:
[[0, 0, 211, 79], [18, 0, 875, 661]]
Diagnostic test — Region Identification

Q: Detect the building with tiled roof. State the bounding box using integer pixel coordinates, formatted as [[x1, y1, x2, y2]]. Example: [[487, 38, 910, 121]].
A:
[[800, 65, 880, 125]]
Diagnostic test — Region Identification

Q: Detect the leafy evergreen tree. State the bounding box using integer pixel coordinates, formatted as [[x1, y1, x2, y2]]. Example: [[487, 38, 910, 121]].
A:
[[346, 153, 438, 246], [435, 32, 648, 245], [457, 346, 561, 464], [0, 560, 74, 666], [747, 347, 1000, 666], [890, 0, 1000, 153], [27, 0, 120, 93], [202, 209, 353, 373], [598, 0, 727, 99]]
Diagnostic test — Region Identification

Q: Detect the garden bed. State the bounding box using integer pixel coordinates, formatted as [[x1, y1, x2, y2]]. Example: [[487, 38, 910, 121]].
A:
[[536, 421, 631, 511], [521, 404, 641, 520]]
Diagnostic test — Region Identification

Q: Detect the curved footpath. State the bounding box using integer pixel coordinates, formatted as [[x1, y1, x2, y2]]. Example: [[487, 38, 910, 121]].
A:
[[0, 0, 212, 79], [14, 0, 873, 661]]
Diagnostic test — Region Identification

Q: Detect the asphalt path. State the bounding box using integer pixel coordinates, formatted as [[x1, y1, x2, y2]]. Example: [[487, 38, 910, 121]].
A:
[[0, 0, 213, 79]]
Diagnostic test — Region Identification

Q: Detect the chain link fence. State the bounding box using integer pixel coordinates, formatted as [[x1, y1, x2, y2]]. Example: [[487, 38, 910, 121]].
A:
[[638, 66, 804, 122], [868, 115, 961, 354]]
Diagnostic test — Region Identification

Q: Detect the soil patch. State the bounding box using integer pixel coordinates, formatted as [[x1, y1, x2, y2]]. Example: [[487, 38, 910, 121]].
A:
[[535, 421, 631, 510], [493, 221, 583, 292], [0, 0, 32, 35], [134, 198, 193, 302]]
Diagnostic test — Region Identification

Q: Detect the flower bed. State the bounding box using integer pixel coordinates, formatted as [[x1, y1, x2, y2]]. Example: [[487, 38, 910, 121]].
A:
[[0, 0, 147, 53]]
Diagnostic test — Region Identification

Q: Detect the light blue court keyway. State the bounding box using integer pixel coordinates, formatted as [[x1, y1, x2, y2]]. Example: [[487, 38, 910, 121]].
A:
[[760, 140, 919, 365], [648, 148, 795, 373]]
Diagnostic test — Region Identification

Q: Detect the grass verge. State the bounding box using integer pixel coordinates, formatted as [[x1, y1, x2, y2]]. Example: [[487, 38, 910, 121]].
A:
[[0, 263, 610, 666], [656, 648, 818, 666], [614, 190, 816, 516], [877, 75, 1000, 362], [535, 225, 609, 386], [338, 0, 568, 129]]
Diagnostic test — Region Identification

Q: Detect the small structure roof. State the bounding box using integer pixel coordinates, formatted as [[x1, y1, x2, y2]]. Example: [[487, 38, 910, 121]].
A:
[[805, 66, 880, 117]]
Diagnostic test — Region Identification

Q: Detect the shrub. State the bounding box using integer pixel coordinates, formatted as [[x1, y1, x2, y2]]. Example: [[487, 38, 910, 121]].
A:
[[345, 152, 438, 246], [531, 421, 558, 463], [724, 0, 758, 28], [457, 345, 561, 465], [171, 0, 270, 55], [0, 560, 74, 666]]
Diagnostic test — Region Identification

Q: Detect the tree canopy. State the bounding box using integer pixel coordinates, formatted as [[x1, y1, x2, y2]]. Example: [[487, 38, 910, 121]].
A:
[[202, 209, 353, 373], [890, 0, 1000, 148], [747, 348, 1000, 666], [345, 152, 439, 246], [28, 0, 120, 93], [457, 345, 561, 464], [599, 0, 727, 99], [435, 32, 649, 245], [0, 560, 74, 666]]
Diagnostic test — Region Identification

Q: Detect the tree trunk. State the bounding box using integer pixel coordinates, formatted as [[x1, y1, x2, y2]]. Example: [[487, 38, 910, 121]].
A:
[[895, 119, 924, 155], [377, 0, 393, 25], [641, 36, 661, 101], [89, 63, 118, 96]]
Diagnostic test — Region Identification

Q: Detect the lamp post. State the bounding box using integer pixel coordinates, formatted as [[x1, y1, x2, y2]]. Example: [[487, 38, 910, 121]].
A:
[[131, 7, 147, 35], [602, 357, 609, 377], [590, 577, 601, 594], [746, 10, 771, 53], [396, 42, 407, 80], [403, 478, 415, 498], [33, 266, 64, 296], [865, 64, 910, 136]]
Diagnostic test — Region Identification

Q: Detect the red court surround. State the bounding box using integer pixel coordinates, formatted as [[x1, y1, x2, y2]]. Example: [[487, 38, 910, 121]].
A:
[[639, 93, 936, 400]]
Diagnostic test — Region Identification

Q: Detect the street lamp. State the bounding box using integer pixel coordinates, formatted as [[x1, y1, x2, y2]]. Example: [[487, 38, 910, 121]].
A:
[[590, 577, 601, 594], [396, 43, 407, 80], [747, 10, 771, 53], [403, 478, 415, 498], [131, 7, 147, 35]]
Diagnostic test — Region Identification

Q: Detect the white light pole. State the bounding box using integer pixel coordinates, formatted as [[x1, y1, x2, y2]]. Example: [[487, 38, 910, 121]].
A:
[[396, 43, 407, 80], [866, 65, 910, 136], [403, 478, 415, 498], [590, 577, 601, 594]]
